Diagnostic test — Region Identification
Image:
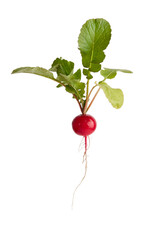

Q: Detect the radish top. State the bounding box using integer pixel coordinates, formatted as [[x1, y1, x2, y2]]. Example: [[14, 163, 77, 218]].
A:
[[12, 18, 132, 114]]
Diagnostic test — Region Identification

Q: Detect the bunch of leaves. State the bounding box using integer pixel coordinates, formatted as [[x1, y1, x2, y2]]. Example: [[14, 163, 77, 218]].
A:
[[12, 18, 132, 113]]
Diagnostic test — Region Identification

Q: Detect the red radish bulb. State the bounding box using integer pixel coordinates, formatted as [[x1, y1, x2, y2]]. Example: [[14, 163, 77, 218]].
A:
[[72, 114, 97, 136]]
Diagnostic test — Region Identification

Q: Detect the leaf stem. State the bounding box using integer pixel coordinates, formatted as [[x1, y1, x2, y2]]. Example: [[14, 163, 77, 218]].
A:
[[86, 87, 101, 112], [73, 94, 83, 113], [57, 80, 83, 113], [86, 79, 89, 98], [82, 77, 90, 114], [83, 85, 97, 114]]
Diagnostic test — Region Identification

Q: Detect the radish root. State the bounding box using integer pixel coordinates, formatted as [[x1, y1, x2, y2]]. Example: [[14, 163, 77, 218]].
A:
[[79, 136, 90, 155], [72, 136, 88, 208]]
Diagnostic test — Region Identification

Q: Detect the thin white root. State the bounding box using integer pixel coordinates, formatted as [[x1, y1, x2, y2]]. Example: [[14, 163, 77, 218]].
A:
[[72, 153, 88, 209], [82, 136, 90, 163], [87, 136, 90, 150], [82, 150, 86, 163], [78, 137, 85, 152], [79, 136, 90, 155]]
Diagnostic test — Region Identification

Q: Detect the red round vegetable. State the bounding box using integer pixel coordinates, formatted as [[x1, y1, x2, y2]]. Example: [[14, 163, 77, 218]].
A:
[[72, 114, 97, 136]]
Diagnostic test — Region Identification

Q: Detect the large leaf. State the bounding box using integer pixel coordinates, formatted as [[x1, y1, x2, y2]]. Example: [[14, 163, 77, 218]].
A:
[[98, 82, 124, 109], [12, 67, 56, 81], [100, 68, 133, 79], [12, 58, 85, 101], [12, 65, 85, 101], [78, 18, 111, 73]]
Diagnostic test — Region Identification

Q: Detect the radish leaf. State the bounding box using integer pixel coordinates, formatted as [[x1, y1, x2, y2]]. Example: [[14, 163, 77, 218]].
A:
[[58, 73, 85, 101], [50, 57, 74, 76], [12, 67, 55, 80], [100, 68, 133, 79], [98, 82, 124, 109], [50, 58, 85, 100], [83, 69, 93, 79], [12, 65, 85, 101], [78, 18, 111, 73]]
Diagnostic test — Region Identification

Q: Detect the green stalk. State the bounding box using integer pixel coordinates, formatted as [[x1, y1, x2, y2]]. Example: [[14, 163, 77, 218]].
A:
[[86, 79, 89, 98], [83, 85, 96, 114], [86, 87, 100, 112], [83, 77, 90, 114]]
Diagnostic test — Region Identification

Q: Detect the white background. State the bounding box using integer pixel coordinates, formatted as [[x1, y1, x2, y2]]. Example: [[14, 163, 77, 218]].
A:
[[0, 0, 160, 239]]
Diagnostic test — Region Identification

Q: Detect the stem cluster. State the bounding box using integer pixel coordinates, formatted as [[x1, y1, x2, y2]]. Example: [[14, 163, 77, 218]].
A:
[[76, 77, 100, 114]]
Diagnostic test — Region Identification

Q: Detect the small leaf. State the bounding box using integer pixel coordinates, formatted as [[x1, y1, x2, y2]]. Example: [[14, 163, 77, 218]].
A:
[[100, 68, 133, 79], [70, 69, 81, 80], [56, 84, 62, 88], [58, 74, 85, 100], [49, 57, 74, 76], [12, 67, 55, 80], [98, 82, 124, 109], [83, 69, 93, 79], [50, 58, 85, 101], [78, 18, 111, 73]]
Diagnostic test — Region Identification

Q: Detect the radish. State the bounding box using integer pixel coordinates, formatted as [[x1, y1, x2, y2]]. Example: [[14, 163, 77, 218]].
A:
[[72, 114, 96, 158], [72, 114, 96, 137], [72, 114, 96, 206], [12, 18, 132, 207]]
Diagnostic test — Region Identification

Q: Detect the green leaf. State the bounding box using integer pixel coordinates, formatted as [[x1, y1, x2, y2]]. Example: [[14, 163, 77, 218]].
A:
[[100, 68, 133, 79], [98, 82, 124, 109], [78, 18, 111, 72], [12, 61, 85, 102], [57, 73, 85, 101], [12, 67, 55, 80], [70, 69, 81, 80], [83, 69, 93, 79], [50, 57, 85, 101], [56, 83, 62, 88], [49, 57, 74, 76]]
